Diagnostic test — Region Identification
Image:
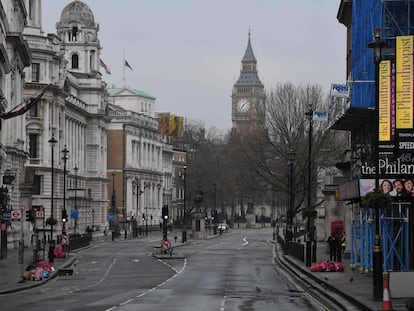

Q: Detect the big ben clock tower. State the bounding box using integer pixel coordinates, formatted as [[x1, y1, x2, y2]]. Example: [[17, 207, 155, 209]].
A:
[[232, 31, 265, 134]]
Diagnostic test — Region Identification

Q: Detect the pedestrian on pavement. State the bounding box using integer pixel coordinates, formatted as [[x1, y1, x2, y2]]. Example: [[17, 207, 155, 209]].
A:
[[340, 232, 346, 258], [327, 233, 338, 261], [104, 227, 108, 241], [61, 231, 69, 254]]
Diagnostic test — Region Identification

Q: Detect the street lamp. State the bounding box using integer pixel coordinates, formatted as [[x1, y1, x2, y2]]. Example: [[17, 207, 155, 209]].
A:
[[61, 145, 69, 231], [47, 134, 57, 264], [48, 134, 57, 243], [182, 165, 187, 243], [92, 208, 95, 231], [111, 173, 116, 230], [287, 149, 295, 243], [368, 26, 387, 301], [305, 103, 315, 267], [73, 166, 78, 233]]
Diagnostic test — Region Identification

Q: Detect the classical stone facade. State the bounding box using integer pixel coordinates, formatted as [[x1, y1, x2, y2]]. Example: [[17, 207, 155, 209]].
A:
[[107, 87, 173, 231], [0, 0, 33, 252], [0, 0, 110, 251]]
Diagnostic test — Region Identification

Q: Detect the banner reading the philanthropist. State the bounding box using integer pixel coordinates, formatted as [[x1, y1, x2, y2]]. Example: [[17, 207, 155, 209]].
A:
[[379, 60, 394, 141], [395, 35, 413, 129]]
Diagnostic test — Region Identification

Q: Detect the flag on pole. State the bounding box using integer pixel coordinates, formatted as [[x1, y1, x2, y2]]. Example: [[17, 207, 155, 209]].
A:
[[1, 85, 50, 120], [124, 59, 133, 70], [100, 58, 111, 74], [313, 111, 328, 122]]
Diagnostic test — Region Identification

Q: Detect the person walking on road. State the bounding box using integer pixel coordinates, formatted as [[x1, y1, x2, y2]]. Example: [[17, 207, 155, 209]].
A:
[[327, 233, 338, 261]]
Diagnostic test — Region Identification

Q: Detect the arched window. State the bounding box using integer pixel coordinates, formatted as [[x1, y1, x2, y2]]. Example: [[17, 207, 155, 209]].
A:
[[72, 26, 78, 41], [72, 54, 79, 69]]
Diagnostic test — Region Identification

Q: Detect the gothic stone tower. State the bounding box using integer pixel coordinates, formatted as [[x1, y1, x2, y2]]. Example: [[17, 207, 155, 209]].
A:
[[231, 32, 265, 134]]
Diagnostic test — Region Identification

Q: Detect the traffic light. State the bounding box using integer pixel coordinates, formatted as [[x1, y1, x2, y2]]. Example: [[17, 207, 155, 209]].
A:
[[61, 209, 68, 223], [162, 205, 169, 220], [25, 210, 34, 222]]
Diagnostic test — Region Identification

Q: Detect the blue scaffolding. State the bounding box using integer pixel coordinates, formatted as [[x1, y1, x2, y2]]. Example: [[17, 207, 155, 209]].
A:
[[350, 202, 410, 272], [381, 202, 410, 272]]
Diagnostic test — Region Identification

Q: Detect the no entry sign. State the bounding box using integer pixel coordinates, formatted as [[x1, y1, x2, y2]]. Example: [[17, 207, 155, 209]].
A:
[[11, 210, 21, 220]]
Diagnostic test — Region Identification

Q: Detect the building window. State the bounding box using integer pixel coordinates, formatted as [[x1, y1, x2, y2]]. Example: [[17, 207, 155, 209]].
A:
[[72, 26, 78, 41], [32, 63, 40, 82], [33, 175, 41, 195], [29, 102, 38, 117], [29, 134, 38, 158], [72, 54, 79, 69]]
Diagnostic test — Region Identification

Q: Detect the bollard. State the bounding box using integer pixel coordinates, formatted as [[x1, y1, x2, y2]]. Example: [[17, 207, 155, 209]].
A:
[[125, 230, 127, 239]]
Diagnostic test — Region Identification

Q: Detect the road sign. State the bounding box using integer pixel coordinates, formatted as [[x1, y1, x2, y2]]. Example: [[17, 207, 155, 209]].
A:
[[36, 211, 43, 219], [71, 209, 79, 219], [3, 211, 11, 221], [11, 210, 21, 220], [161, 239, 171, 253]]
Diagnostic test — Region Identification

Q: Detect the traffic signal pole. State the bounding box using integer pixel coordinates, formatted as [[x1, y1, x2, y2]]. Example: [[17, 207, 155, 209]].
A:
[[162, 205, 168, 240]]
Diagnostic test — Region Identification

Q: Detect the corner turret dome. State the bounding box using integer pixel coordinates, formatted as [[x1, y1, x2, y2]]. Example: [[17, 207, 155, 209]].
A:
[[59, 0, 95, 27]]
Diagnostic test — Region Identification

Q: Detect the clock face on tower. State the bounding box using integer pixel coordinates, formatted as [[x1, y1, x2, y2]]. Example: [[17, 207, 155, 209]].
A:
[[237, 98, 250, 113]]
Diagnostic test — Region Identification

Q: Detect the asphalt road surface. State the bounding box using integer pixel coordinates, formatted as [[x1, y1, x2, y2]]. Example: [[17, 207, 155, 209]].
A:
[[0, 228, 327, 311]]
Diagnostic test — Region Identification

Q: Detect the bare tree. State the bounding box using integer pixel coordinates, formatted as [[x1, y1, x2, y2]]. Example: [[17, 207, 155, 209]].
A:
[[233, 82, 340, 226]]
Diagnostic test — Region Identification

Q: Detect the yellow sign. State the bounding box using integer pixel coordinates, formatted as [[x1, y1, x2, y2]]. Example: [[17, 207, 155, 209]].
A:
[[396, 36, 413, 129], [379, 60, 391, 141]]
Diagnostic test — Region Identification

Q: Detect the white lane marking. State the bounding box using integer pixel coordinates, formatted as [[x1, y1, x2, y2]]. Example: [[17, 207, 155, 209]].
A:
[[97, 258, 116, 285], [133, 259, 139, 263], [120, 299, 133, 305], [106, 257, 188, 310], [238, 237, 248, 250]]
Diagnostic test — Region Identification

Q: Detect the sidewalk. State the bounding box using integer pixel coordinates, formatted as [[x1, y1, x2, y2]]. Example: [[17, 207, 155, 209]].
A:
[[279, 240, 411, 311], [0, 244, 76, 295]]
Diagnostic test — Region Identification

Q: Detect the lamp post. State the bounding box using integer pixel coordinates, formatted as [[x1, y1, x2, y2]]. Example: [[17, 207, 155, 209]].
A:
[[47, 134, 57, 264], [272, 191, 276, 240], [73, 166, 78, 233], [368, 26, 387, 301], [48, 134, 57, 243], [213, 183, 217, 226], [305, 104, 314, 267], [182, 165, 187, 243], [61, 145, 69, 231], [92, 208, 95, 230], [287, 150, 295, 243], [111, 173, 117, 229]]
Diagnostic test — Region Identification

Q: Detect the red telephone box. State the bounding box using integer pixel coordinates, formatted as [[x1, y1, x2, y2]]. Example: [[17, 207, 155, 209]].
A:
[[331, 220, 344, 237]]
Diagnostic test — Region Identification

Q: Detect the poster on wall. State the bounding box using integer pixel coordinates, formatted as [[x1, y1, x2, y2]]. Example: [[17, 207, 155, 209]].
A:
[[359, 178, 414, 198]]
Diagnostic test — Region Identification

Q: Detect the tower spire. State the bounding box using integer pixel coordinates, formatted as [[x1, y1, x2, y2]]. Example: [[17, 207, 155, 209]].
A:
[[242, 29, 257, 64]]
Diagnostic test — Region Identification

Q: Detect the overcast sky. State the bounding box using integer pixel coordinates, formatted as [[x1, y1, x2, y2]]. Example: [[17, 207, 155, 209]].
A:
[[42, 0, 346, 132]]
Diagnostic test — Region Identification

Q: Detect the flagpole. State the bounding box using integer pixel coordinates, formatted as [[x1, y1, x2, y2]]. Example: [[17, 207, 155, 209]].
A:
[[123, 50, 126, 88]]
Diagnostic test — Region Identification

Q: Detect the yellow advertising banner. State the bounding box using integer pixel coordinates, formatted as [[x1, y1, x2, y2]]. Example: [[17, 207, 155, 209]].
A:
[[158, 113, 170, 135], [396, 36, 413, 129], [168, 115, 184, 137], [379, 60, 391, 141]]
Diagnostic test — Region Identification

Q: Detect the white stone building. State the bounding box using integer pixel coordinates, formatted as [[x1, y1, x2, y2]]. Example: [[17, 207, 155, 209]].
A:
[[107, 87, 173, 231], [0, 0, 32, 253], [5, 0, 109, 250]]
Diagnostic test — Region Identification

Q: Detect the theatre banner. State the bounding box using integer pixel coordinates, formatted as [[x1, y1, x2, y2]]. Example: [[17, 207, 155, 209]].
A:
[[396, 35, 413, 129], [359, 36, 414, 198]]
